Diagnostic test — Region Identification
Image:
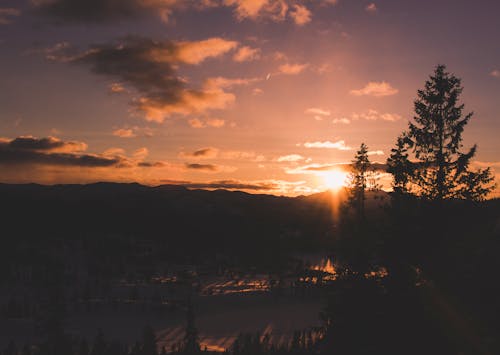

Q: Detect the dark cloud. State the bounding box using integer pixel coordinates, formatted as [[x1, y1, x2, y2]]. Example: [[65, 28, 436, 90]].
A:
[[31, 0, 319, 25], [0, 146, 120, 167], [185, 163, 219, 172], [32, 0, 153, 23], [160, 179, 278, 191], [47, 36, 237, 122], [72, 36, 184, 107], [7, 135, 86, 152], [0, 136, 153, 168], [192, 148, 215, 157], [137, 161, 166, 168], [180, 147, 219, 159]]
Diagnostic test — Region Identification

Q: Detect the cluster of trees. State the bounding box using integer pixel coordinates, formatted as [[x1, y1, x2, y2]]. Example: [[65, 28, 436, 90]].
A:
[[330, 65, 500, 354], [347, 64, 495, 219]]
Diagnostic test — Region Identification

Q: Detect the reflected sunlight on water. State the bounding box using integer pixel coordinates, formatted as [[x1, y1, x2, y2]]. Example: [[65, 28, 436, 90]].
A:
[[202, 276, 270, 295], [311, 258, 336, 275]]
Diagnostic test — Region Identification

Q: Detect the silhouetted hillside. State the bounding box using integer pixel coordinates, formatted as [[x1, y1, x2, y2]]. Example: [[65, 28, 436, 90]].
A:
[[0, 183, 349, 264]]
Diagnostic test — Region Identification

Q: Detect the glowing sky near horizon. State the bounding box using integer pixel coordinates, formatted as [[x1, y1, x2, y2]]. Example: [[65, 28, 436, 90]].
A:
[[0, 0, 499, 196]]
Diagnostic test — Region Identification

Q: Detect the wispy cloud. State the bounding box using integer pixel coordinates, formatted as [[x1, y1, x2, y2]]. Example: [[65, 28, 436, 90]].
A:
[[351, 109, 401, 121], [252, 88, 264, 95], [286, 162, 387, 175], [286, 163, 344, 174], [184, 163, 236, 173], [332, 117, 351, 124], [109, 83, 127, 94], [179, 147, 219, 159], [188, 118, 226, 128], [112, 128, 136, 138], [301, 140, 352, 150], [277, 154, 305, 162], [350, 81, 398, 97], [490, 69, 500, 78], [233, 45, 261, 62], [305, 108, 331, 121], [289, 4, 312, 26], [365, 3, 378, 12], [175, 38, 239, 64], [279, 63, 309, 75]]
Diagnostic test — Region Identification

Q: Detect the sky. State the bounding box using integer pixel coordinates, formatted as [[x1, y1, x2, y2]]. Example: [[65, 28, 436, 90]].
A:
[[0, 0, 499, 196]]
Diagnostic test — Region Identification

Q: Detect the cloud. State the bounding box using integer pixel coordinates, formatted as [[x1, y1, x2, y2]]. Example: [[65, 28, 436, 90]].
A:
[[332, 117, 351, 124], [161, 179, 275, 191], [224, 0, 288, 22], [321, 0, 338, 5], [0, 136, 124, 168], [32, 1, 331, 26], [305, 108, 331, 117], [112, 126, 154, 137], [365, 3, 377, 12], [277, 154, 305, 162], [175, 38, 238, 64], [109, 82, 127, 93], [136, 87, 235, 122], [233, 46, 261, 62], [273, 51, 288, 61], [286, 162, 387, 175], [252, 88, 264, 95], [286, 163, 343, 174], [132, 147, 149, 159], [350, 81, 398, 97], [137, 161, 167, 168], [221, 150, 256, 160], [490, 69, 500, 78], [184, 163, 236, 173], [31, 0, 183, 23], [112, 128, 136, 138], [367, 150, 384, 156], [160, 178, 308, 194], [180, 147, 219, 159], [302, 140, 352, 150], [188, 118, 206, 128], [289, 4, 311, 25], [204, 76, 260, 89], [48, 36, 239, 122], [0, 135, 166, 171], [279, 63, 309, 75], [188, 118, 226, 128], [305, 107, 330, 121], [351, 109, 401, 121], [6, 136, 87, 153], [0, 8, 21, 25], [207, 118, 226, 127]]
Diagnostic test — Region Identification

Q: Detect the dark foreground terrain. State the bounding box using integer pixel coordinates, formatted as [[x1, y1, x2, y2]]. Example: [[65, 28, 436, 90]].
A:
[[0, 183, 499, 354]]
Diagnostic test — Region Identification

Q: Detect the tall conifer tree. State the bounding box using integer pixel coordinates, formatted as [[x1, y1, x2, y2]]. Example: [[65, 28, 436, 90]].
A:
[[399, 64, 494, 200]]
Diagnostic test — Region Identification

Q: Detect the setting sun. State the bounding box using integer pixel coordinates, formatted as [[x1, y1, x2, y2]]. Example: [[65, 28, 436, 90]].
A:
[[322, 170, 349, 191]]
